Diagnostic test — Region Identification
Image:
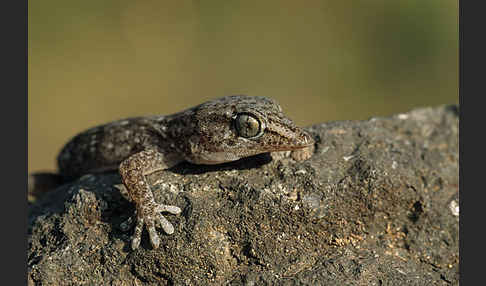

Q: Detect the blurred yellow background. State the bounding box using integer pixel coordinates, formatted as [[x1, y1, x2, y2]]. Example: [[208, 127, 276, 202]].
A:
[[28, 0, 458, 173]]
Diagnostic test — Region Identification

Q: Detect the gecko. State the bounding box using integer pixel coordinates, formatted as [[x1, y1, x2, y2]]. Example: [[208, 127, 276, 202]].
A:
[[31, 95, 314, 250]]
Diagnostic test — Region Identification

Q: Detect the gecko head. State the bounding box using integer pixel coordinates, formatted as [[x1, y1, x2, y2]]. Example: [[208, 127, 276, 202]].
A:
[[186, 95, 314, 165]]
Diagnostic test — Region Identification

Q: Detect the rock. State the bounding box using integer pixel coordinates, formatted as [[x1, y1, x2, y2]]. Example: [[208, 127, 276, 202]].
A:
[[28, 105, 459, 285]]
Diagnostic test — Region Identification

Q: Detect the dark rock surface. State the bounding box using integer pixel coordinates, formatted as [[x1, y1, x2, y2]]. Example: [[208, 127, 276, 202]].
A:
[[28, 105, 459, 285]]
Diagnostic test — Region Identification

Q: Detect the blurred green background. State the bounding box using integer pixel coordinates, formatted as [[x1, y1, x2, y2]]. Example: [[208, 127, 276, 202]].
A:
[[29, 0, 458, 173]]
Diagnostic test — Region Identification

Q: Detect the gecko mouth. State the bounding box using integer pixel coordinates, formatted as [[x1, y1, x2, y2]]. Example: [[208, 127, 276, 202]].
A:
[[281, 130, 315, 149], [193, 131, 314, 165], [269, 144, 311, 152], [256, 131, 314, 154]]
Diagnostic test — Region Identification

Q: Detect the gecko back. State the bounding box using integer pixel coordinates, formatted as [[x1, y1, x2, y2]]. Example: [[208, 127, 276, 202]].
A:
[[57, 117, 166, 179]]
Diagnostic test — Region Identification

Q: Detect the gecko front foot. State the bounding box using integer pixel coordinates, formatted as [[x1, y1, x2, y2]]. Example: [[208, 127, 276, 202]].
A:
[[117, 149, 184, 250], [130, 203, 182, 250]]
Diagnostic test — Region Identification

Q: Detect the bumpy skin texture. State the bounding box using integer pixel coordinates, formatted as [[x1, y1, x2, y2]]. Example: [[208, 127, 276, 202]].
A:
[[56, 95, 314, 250]]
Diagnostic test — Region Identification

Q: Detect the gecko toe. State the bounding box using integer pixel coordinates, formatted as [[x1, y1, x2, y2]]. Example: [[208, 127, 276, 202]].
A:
[[131, 236, 141, 250], [155, 204, 182, 214], [147, 225, 160, 249], [158, 214, 175, 234], [131, 217, 144, 250]]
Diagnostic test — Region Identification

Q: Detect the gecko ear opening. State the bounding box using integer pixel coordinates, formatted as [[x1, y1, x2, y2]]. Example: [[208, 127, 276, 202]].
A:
[[233, 112, 264, 139]]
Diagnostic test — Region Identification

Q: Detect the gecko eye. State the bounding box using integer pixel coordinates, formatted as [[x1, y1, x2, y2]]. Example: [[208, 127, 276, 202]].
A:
[[234, 113, 263, 139]]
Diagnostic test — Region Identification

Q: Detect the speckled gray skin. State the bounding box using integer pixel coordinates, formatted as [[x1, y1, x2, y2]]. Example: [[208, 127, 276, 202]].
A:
[[56, 95, 314, 250]]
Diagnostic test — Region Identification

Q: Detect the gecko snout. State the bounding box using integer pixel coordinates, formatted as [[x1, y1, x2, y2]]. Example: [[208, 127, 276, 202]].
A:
[[300, 131, 314, 147], [287, 129, 314, 150]]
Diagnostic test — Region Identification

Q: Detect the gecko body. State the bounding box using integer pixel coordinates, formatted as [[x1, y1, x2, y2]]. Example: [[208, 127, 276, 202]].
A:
[[53, 95, 314, 250]]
